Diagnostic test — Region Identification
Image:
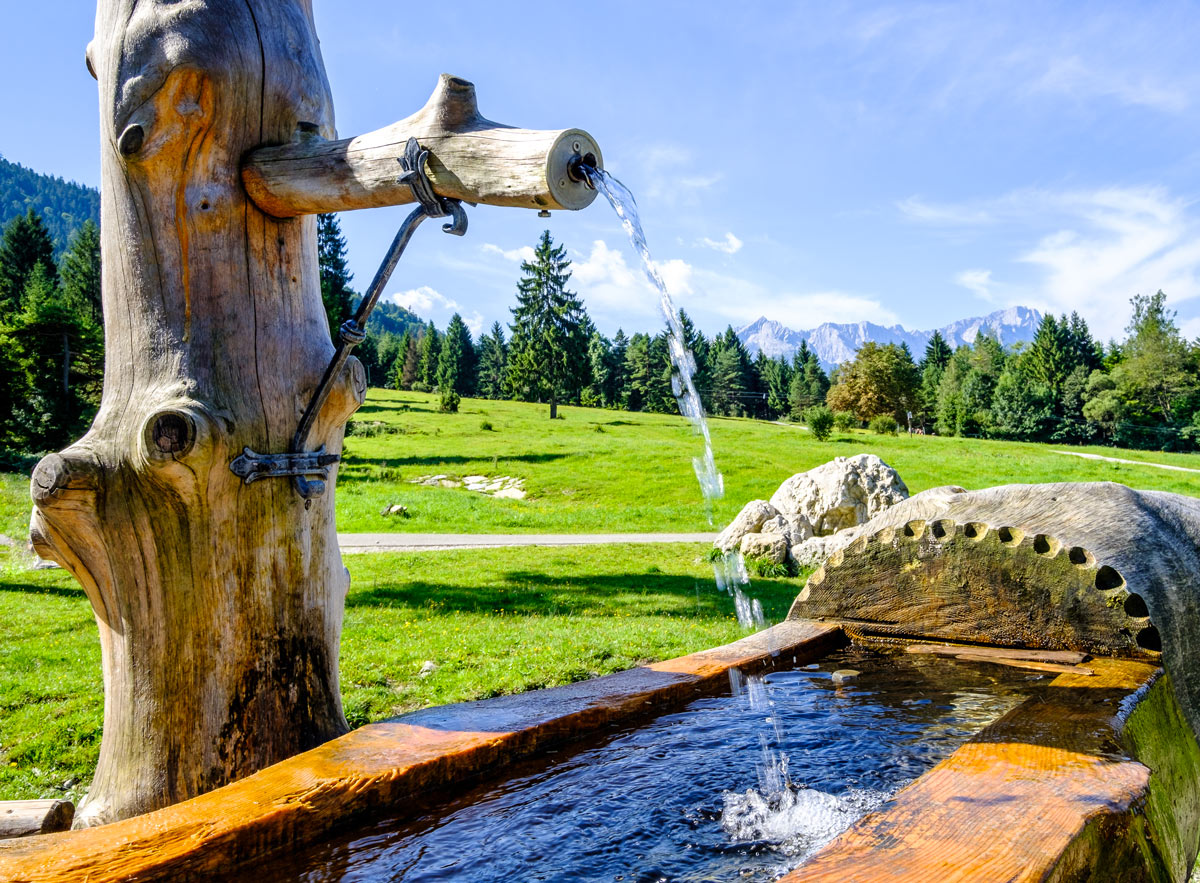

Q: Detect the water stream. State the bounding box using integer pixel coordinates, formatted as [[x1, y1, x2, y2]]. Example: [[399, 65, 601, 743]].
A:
[[587, 167, 790, 841]]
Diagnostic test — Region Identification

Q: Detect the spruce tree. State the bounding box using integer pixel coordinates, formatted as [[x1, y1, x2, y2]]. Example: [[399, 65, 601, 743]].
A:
[[317, 213, 354, 339], [507, 230, 589, 418], [609, 329, 629, 406], [0, 207, 58, 311], [401, 330, 421, 389], [417, 320, 441, 390], [922, 330, 952, 372], [477, 321, 508, 399], [60, 220, 102, 323], [438, 313, 476, 399]]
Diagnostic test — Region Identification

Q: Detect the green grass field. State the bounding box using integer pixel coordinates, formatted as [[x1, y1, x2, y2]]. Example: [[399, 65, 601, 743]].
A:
[[3, 389, 1198, 540], [0, 542, 790, 802], [2, 390, 1199, 804], [337, 390, 1200, 534]]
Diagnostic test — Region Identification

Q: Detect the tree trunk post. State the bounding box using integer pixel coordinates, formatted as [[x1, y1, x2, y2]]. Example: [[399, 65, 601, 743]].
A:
[[29, 2, 601, 830], [30, 0, 359, 827]]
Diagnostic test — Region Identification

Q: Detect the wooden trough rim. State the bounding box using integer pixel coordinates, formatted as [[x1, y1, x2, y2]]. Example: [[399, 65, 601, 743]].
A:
[[0, 620, 845, 882], [790, 656, 1173, 882]]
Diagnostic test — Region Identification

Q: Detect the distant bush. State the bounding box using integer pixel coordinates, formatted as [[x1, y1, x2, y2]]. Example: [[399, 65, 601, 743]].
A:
[[803, 406, 834, 441], [346, 421, 405, 437], [869, 414, 899, 435], [480, 419, 494, 432], [411, 381, 430, 393], [439, 390, 461, 413], [833, 411, 858, 432]]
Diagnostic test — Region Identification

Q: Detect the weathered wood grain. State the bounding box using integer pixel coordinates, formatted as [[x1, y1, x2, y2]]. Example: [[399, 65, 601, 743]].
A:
[[0, 622, 843, 881], [791, 517, 1160, 659], [30, 0, 359, 827], [790, 659, 1197, 882], [904, 644, 1088, 664], [242, 74, 601, 217], [0, 801, 74, 838]]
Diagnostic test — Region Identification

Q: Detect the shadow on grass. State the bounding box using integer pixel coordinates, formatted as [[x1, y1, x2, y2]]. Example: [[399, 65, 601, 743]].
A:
[[341, 452, 570, 469], [346, 570, 801, 622], [0, 579, 86, 599]]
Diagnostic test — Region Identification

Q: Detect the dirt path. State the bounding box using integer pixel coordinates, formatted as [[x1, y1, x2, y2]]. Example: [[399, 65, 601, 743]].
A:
[[1053, 450, 1200, 475], [338, 532, 719, 552]]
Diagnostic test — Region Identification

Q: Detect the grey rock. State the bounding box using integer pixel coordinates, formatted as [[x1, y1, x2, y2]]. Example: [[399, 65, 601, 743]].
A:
[[715, 500, 780, 553], [739, 532, 789, 564], [770, 453, 908, 538]]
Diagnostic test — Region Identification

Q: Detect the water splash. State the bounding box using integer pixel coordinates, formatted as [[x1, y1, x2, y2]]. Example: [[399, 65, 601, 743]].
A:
[[585, 168, 724, 514]]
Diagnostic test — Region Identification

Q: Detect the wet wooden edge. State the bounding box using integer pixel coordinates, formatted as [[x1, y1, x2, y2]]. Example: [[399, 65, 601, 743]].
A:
[[789, 657, 1200, 882], [0, 619, 845, 882]]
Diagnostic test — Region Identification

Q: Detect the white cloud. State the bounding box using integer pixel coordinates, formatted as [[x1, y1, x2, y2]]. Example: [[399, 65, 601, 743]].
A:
[[481, 243, 535, 263], [915, 186, 1200, 339], [1180, 316, 1200, 341], [956, 269, 995, 301], [570, 239, 895, 335], [1032, 55, 1188, 114], [897, 196, 993, 226], [387, 285, 445, 314], [698, 232, 743, 255], [385, 285, 484, 337]]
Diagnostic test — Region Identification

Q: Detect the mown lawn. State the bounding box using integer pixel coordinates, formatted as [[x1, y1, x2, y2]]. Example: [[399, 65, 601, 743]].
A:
[[2, 390, 1198, 540], [334, 390, 1200, 534], [0, 543, 795, 802]]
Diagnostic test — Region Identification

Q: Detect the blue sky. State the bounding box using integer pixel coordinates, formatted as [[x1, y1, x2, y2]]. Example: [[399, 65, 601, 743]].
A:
[[5, 1, 1200, 342]]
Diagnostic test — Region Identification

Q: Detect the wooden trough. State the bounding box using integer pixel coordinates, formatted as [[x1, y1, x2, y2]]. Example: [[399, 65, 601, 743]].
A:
[[4, 481, 1200, 881]]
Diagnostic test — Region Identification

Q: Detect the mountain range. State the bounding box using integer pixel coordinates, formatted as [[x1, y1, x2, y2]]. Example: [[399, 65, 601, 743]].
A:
[[737, 306, 1044, 370]]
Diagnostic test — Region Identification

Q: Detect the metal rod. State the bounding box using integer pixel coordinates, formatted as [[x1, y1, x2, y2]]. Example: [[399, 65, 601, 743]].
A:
[[291, 203, 429, 462]]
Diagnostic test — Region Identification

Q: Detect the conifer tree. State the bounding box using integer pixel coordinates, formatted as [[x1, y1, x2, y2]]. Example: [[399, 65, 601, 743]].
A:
[[609, 328, 629, 406], [417, 320, 441, 389], [507, 230, 589, 418], [60, 220, 102, 323], [437, 312, 476, 400], [401, 330, 421, 389], [317, 213, 354, 339], [477, 321, 509, 400], [0, 207, 57, 311], [922, 330, 952, 372]]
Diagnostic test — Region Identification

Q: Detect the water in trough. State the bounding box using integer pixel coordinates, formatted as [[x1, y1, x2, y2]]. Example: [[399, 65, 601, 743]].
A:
[[257, 649, 1047, 881]]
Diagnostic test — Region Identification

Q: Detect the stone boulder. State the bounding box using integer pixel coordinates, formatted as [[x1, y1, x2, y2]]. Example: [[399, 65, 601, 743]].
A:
[[788, 484, 966, 568], [715, 500, 781, 553], [739, 531, 788, 564], [770, 453, 908, 539]]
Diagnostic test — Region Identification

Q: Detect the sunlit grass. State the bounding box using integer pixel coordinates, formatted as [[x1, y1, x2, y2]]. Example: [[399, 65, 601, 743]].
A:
[[0, 543, 796, 802]]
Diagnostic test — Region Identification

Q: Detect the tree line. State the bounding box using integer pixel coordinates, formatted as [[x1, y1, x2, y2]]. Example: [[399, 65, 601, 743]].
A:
[[333, 224, 834, 422], [337, 216, 1200, 452], [0, 208, 103, 459], [819, 295, 1200, 450], [3, 205, 1196, 460]]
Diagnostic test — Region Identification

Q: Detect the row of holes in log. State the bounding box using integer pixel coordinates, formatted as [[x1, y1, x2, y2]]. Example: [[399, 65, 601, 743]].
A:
[[823, 518, 1162, 653]]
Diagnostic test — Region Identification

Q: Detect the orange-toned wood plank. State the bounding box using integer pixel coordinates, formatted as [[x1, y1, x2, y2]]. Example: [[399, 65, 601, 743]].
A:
[[0, 620, 844, 883], [788, 659, 1163, 883]]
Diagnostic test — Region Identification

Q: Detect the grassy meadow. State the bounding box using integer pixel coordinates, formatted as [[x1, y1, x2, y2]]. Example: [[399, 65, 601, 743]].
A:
[[0, 543, 797, 802], [336, 390, 1200, 534], [2, 389, 1199, 802]]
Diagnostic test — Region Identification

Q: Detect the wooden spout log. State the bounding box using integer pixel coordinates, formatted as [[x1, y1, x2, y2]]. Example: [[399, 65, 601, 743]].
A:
[[242, 74, 603, 218]]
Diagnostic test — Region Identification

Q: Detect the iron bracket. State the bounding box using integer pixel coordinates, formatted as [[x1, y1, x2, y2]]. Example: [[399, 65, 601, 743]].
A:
[[229, 137, 470, 502], [230, 446, 339, 487]]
